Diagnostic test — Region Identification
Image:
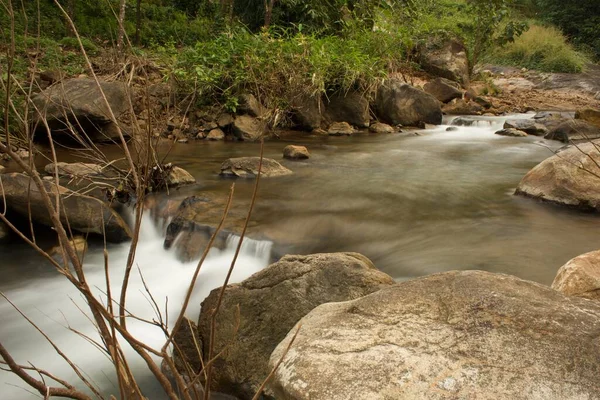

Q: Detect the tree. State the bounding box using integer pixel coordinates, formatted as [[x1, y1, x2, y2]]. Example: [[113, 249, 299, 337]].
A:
[[117, 0, 127, 50]]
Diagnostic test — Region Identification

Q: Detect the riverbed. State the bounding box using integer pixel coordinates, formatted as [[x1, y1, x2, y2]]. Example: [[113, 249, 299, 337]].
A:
[[1, 114, 600, 398]]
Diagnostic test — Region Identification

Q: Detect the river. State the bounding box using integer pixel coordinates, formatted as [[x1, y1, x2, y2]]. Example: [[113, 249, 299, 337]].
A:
[[1, 114, 600, 398]]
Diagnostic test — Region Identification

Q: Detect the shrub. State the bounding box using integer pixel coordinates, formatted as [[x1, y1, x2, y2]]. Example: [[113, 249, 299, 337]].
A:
[[486, 24, 590, 73]]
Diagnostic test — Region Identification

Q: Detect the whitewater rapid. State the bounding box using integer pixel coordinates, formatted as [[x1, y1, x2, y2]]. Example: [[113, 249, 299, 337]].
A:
[[0, 212, 272, 399]]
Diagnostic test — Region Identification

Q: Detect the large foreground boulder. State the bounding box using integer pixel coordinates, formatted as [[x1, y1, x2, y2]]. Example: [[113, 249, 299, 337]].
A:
[[515, 141, 600, 211], [31, 78, 130, 143], [418, 38, 470, 84], [324, 92, 370, 128], [220, 157, 292, 178], [544, 120, 600, 142], [376, 81, 442, 126], [270, 270, 600, 400], [197, 253, 395, 399], [552, 250, 600, 301], [0, 173, 131, 242]]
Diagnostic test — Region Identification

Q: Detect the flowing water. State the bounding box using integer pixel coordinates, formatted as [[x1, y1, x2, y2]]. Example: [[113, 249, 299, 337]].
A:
[[2, 114, 600, 398]]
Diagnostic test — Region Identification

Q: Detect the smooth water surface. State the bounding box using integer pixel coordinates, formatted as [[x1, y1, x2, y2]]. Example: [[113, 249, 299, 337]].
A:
[[2, 114, 600, 398]]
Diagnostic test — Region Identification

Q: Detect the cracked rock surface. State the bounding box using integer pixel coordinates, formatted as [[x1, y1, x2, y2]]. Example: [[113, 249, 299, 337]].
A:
[[270, 270, 600, 400], [196, 253, 394, 399]]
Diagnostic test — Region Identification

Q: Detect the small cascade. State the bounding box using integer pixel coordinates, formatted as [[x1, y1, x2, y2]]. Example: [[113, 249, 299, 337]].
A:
[[226, 234, 274, 264], [0, 211, 272, 399]]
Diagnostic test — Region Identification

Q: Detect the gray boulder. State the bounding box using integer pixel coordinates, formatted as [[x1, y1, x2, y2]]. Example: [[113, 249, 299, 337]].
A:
[[515, 140, 600, 211], [324, 91, 369, 128], [442, 98, 483, 115], [238, 94, 266, 118], [292, 96, 322, 131], [494, 128, 527, 137], [552, 250, 600, 301], [369, 122, 395, 134], [206, 128, 225, 141], [503, 119, 548, 136], [220, 157, 292, 178], [0, 173, 131, 242], [327, 122, 355, 136], [283, 145, 310, 160], [575, 108, 600, 128], [419, 38, 470, 84], [376, 81, 442, 126], [44, 162, 103, 177], [232, 115, 266, 141], [197, 253, 395, 399], [545, 120, 600, 142], [31, 78, 130, 143], [423, 77, 463, 103], [165, 166, 196, 187], [270, 270, 600, 400]]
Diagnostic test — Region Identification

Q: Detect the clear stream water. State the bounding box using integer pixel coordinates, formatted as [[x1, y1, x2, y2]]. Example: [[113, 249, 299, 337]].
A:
[[2, 114, 600, 399]]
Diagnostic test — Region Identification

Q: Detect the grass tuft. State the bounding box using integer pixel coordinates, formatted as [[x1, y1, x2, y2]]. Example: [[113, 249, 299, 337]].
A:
[[486, 24, 590, 73]]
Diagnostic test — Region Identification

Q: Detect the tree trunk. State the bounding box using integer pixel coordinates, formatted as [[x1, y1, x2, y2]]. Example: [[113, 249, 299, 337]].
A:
[[117, 0, 127, 51], [135, 0, 142, 45], [264, 0, 276, 29]]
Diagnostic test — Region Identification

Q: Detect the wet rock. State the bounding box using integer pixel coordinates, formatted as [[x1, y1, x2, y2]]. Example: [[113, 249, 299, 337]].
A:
[[515, 140, 600, 211], [31, 78, 130, 143], [503, 119, 548, 136], [327, 122, 355, 136], [449, 116, 478, 127], [423, 77, 463, 103], [49, 236, 88, 263], [201, 122, 219, 132], [220, 157, 292, 178], [369, 122, 395, 134], [173, 318, 204, 373], [206, 128, 225, 141], [39, 70, 62, 84], [0, 173, 131, 242], [161, 194, 253, 261], [376, 81, 442, 126], [324, 91, 369, 128], [532, 111, 572, 131], [442, 98, 483, 115], [575, 108, 600, 128], [270, 270, 600, 400], [238, 94, 266, 118], [544, 120, 600, 143], [418, 38, 470, 84], [292, 96, 323, 131], [217, 113, 234, 129], [552, 250, 600, 301], [283, 145, 310, 160], [0, 220, 9, 242], [197, 253, 395, 399], [232, 115, 266, 141], [446, 126, 459, 131], [44, 162, 103, 177], [165, 166, 196, 187], [495, 128, 528, 137], [474, 96, 493, 109], [1, 148, 32, 162]]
